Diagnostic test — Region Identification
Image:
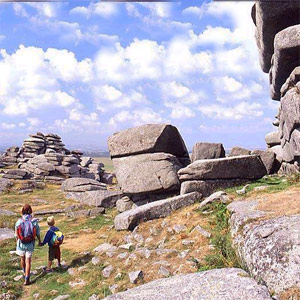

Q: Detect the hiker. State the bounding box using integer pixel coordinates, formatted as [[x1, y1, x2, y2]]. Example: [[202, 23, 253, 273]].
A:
[[41, 216, 64, 272], [15, 204, 41, 285]]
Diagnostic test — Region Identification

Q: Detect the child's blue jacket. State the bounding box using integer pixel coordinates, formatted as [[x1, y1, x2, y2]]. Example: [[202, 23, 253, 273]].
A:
[[41, 226, 59, 247]]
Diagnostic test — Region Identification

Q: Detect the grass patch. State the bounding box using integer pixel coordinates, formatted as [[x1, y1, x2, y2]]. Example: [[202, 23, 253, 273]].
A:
[[197, 202, 243, 272], [225, 175, 300, 196]]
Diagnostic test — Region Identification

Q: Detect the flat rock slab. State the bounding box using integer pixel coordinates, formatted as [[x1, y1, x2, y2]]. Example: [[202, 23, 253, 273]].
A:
[[178, 155, 267, 181], [191, 142, 225, 162], [0, 228, 15, 241], [104, 268, 272, 300], [65, 190, 123, 208], [113, 153, 181, 195], [61, 178, 106, 192], [229, 200, 300, 296], [114, 192, 201, 231], [108, 124, 190, 163], [180, 179, 249, 197], [228, 147, 251, 157]]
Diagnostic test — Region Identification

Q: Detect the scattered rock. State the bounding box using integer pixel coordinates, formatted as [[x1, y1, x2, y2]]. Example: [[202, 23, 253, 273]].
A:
[[94, 243, 115, 253], [91, 257, 100, 266], [236, 184, 250, 195], [128, 270, 144, 284], [0, 228, 15, 241], [191, 225, 211, 238], [53, 295, 70, 300], [181, 239, 194, 246], [0, 178, 13, 194], [13, 275, 23, 282], [158, 266, 170, 277], [265, 131, 281, 147], [102, 265, 114, 278]]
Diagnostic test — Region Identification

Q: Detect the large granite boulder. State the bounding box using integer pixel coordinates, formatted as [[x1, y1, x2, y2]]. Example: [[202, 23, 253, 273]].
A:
[[108, 124, 190, 165], [178, 156, 267, 181], [228, 200, 300, 298], [114, 192, 200, 231], [113, 153, 182, 195], [61, 178, 106, 192], [2, 169, 29, 180], [191, 142, 225, 162], [104, 268, 272, 300], [252, 1, 300, 73]]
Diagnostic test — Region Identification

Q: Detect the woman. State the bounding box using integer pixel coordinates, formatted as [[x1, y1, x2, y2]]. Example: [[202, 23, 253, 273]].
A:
[[15, 204, 41, 285]]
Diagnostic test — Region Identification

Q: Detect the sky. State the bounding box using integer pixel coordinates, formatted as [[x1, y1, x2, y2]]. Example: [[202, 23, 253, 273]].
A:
[[0, 1, 278, 151]]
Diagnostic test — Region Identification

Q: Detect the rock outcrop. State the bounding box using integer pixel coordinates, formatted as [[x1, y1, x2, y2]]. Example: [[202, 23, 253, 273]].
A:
[[252, 1, 300, 173], [228, 147, 251, 157], [191, 142, 225, 162], [228, 199, 300, 297], [104, 268, 272, 300], [108, 124, 190, 198]]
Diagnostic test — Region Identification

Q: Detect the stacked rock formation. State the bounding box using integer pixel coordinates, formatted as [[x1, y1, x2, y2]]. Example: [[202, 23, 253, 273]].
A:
[[0, 146, 20, 166], [108, 124, 190, 201], [252, 1, 300, 174]]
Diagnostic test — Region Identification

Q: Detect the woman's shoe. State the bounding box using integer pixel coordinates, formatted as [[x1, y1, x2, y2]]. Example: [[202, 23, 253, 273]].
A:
[[24, 276, 30, 285]]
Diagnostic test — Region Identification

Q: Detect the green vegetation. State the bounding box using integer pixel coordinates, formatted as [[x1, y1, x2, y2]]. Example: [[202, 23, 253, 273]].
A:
[[197, 202, 244, 272], [225, 174, 300, 195]]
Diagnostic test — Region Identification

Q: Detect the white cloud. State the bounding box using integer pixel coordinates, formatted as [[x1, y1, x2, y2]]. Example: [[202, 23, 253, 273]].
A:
[[198, 102, 263, 120], [70, 2, 118, 18], [170, 106, 195, 119], [2, 122, 16, 129], [182, 6, 205, 18], [27, 117, 42, 127], [140, 3, 172, 18]]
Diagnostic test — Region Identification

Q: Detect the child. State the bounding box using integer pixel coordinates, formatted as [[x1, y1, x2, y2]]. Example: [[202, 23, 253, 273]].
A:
[[41, 216, 63, 272]]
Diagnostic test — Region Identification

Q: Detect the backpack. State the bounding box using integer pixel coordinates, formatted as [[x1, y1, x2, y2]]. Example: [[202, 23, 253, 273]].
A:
[[50, 230, 64, 246], [17, 217, 36, 244]]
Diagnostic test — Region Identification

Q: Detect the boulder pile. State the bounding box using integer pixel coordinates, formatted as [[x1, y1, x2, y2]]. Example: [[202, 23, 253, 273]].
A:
[[108, 124, 190, 200], [0, 146, 19, 167], [252, 1, 300, 173]]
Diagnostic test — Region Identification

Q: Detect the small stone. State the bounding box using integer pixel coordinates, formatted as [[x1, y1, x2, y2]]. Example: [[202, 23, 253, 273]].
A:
[[91, 257, 100, 266], [53, 295, 70, 300], [172, 224, 187, 233], [109, 284, 118, 294], [129, 270, 144, 284], [182, 239, 195, 246], [102, 265, 114, 278], [158, 266, 170, 277], [88, 294, 100, 300], [149, 227, 158, 236], [69, 279, 86, 288], [33, 293, 40, 299], [94, 243, 114, 253], [191, 225, 211, 238], [254, 186, 269, 191], [179, 250, 190, 258], [119, 243, 134, 250], [14, 275, 23, 282], [117, 252, 128, 259]]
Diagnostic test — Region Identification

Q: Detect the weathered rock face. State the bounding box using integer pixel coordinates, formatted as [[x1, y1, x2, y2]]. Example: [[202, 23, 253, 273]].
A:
[[228, 200, 300, 297], [228, 147, 251, 157], [113, 153, 182, 195], [252, 2, 300, 173], [252, 1, 300, 73], [191, 142, 225, 162], [178, 156, 266, 181], [114, 192, 200, 231], [0, 228, 15, 242], [104, 268, 272, 300], [108, 124, 190, 165]]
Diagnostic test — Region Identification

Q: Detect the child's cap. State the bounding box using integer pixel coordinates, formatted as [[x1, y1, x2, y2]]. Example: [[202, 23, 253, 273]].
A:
[[47, 216, 55, 226]]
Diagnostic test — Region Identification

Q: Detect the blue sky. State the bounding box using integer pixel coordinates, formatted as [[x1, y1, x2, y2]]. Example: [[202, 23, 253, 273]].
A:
[[0, 1, 278, 151]]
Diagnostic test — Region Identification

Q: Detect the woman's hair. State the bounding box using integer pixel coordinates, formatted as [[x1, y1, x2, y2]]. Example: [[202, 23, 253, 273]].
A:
[[22, 204, 32, 215]]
